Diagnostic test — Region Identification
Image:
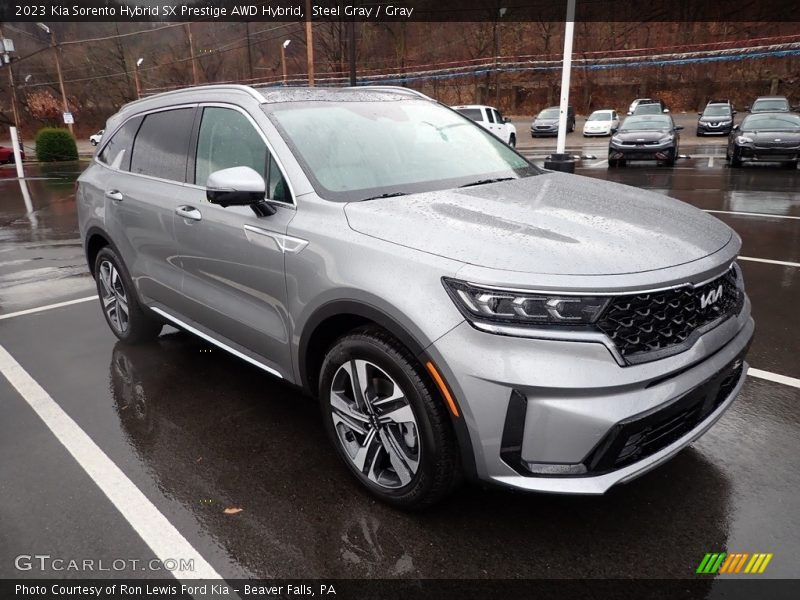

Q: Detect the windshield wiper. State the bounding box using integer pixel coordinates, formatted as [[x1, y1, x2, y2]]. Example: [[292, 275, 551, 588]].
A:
[[459, 177, 514, 188], [359, 191, 409, 202]]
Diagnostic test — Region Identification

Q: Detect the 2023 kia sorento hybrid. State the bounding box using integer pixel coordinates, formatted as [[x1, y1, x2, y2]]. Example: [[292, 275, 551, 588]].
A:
[[78, 85, 753, 508]]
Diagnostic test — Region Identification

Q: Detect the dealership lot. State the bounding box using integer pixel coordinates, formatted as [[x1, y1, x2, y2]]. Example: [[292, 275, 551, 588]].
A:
[[0, 153, 798, 580]]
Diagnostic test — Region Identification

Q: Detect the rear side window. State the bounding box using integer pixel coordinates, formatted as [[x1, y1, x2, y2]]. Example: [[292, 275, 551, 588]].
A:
[[485, 109, 495, 123], [98, 116, 142, 170], [493, 109, 503, 123], [130, 108, 195, 181], [455, 108, 482, 122]]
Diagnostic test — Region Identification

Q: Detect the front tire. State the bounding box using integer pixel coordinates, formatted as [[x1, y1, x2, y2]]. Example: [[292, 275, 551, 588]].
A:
[[319, 327, 460, 509], [94, 247, 163, 344]]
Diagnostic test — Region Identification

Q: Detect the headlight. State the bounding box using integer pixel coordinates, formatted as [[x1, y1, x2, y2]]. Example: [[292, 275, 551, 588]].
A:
[[737, 136, 754, 144], [443, 278, 609, 326], [611, 135, 623, 143], [658, 136, 674, 144], [719, 120, 732, 125]]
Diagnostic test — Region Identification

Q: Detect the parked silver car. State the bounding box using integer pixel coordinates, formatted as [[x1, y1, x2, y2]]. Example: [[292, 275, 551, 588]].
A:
[[77, 85, 753, 508]]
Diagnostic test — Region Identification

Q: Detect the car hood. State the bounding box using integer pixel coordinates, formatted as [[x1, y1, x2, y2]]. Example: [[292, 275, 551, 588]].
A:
[[614, 129, 671, 142], [699, 116, 732, 122], [344, 173, 733, 276]]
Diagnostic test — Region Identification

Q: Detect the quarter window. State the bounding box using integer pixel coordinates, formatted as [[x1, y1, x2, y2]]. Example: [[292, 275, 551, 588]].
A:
[[98, 116, 142, 171], [129, 108, 195, 182], [485, 109, 495, 123]]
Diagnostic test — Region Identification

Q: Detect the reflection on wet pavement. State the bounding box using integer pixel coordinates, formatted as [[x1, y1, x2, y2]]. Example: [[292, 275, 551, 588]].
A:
[[0, 162, 94, 311]]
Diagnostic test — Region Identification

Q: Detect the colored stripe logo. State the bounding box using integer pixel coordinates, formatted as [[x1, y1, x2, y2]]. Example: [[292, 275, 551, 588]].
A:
[[697, 552, 773, 574]]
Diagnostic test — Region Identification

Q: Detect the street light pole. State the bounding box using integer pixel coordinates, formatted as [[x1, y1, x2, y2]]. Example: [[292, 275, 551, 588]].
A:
[[0, 26, 21, 136], [281, 39, 291, 86], [38, 23, 72, 134], [185, 23, 199, 85], [134, 57, 143, 99], [544, 0, 576, 173]]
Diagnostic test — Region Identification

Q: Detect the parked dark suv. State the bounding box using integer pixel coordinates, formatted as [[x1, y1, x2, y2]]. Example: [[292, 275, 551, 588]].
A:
[[697, 100, 736, 136]]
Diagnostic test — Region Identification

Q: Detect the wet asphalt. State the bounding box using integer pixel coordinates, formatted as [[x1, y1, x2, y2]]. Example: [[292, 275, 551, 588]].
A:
[[0, 146, 798, 584]]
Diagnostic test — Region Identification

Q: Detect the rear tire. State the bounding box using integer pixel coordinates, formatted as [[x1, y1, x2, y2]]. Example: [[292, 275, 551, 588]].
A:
[[318, 327, 460, 509], [94, 247, 163, 344], [508, 134, 516, 148]]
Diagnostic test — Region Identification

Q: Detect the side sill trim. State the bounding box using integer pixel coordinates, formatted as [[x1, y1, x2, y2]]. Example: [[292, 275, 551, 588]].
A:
[[149, 307, 283, 379]]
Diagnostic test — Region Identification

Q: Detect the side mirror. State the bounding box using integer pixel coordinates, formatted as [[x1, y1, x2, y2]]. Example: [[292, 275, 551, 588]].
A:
[[503, 117, 510, 123], [626, 111, 632, 116], [610, 126, 618, 134], [697, 112, 703, 116], [663, 108, 670, 113], [732, 124, 740, 131], [675, 125, 684, 131], [732, 110, 738, 115], [206, 166, 268, 208]]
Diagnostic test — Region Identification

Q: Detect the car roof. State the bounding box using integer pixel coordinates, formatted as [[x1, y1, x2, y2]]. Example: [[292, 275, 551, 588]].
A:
[[452, 105, 497, 110], [590, 109, 614, 114], [754, 96, 788, 100]]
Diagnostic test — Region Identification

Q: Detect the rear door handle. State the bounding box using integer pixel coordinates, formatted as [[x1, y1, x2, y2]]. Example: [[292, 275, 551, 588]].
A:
[[104, 189, 123, 202], [175, 205, 202, 222]]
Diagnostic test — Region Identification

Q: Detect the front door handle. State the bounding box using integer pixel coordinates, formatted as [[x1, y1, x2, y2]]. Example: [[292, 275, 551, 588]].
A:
[[105, 189, 123, 202], [175, 205, 202, 222]]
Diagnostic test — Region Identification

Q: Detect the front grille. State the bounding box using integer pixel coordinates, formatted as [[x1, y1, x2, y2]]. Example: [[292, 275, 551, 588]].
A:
[[585, 359, 745, 474], [596, 268, 743, 365]]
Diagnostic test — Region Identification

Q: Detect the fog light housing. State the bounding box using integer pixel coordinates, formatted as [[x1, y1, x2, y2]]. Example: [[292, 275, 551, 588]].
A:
[[524, 462, 588, 475]]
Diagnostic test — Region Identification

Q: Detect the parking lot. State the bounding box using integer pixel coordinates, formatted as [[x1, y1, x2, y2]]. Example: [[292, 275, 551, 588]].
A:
[[1, 139, 799, 585]]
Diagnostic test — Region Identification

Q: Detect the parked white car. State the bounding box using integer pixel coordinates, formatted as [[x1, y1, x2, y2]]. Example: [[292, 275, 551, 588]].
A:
[[583, 110, 620, 137], [453, 105, 517, 147], [89, 130, 104, 146]]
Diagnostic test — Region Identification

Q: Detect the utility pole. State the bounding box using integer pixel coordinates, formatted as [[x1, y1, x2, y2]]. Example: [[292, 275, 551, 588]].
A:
[[134, 58, 143, 99], [245, 22, 254, 82], [305, 0, 315, 86], [37, 23, 72, 134], [185, 23, 199, 85], [281, 40, 291, 86]]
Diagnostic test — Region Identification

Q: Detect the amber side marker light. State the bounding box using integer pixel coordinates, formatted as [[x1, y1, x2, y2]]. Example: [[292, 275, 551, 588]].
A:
[[425, 361, 460, 418]]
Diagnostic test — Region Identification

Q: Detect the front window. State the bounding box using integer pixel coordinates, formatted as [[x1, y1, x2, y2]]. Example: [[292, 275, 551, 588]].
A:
[[741, 114, 800, 131], [752, 99, 789, 112], [634, 104, 662, 115], [588, 111, 612, 121], [538, 108, 559, 119], [703, 105, 732, 117], [619, 116, 672, 131], [265, 100, 538, 202]]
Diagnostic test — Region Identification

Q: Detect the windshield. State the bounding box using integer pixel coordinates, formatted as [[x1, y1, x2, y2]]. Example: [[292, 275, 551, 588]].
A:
[[588, 111, 612, 121], [266, 100, 538, 202], [456, 108, 483, 122], [703, 105, 732, 117], [619, 116, 672, 131], [752, 99, 789, 112], [741, 114, 800, 131], [537, 108, 559, 119], [633, 104, 662, 115]]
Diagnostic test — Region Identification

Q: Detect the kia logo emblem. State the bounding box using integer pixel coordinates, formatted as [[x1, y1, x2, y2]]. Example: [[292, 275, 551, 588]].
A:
[[700, 285, 724, 309]]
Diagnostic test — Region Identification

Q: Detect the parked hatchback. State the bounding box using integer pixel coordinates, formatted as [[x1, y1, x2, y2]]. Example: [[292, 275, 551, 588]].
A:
[[530, 106, 575, 136], [78, 85, 753, 508]]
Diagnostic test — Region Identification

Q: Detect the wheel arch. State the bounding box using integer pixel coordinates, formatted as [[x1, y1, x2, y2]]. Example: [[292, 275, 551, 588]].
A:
[[84, 225, 117, 276], [298, 299, 479, 481]]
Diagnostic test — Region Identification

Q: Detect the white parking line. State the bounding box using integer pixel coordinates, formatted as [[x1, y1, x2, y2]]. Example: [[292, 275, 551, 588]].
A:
[[738, 256, 800, 268], [707, 156, 714, 168], [748, 368, 800, 390], [704, 209, 800, 221], [0, 296, 97, 321], [0, 344, 223, 580]]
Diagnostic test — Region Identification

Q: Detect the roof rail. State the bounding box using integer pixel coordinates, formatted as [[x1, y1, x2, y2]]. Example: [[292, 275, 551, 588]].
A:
[[121, 84, 265, 110], [346, 85, 432, 100]]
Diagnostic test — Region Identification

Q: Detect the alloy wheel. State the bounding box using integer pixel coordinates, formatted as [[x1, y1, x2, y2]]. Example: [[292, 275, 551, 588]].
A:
[[98, 260, 130, 333], [329, 359, 420, 489]]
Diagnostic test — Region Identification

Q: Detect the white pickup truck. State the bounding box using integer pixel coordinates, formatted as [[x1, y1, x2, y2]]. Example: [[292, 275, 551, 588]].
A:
[[453, 104, 517, 147]]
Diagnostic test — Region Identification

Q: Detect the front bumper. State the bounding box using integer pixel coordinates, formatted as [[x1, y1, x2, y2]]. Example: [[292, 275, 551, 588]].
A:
[[609, 144, 676, 161], [738, 146, 800, 162], [427, 295, 753, 494], [697, 122, 733, 135]]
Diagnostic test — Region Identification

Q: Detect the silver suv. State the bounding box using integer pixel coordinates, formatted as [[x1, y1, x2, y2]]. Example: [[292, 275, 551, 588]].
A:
[[78, 85, 753, 508]]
